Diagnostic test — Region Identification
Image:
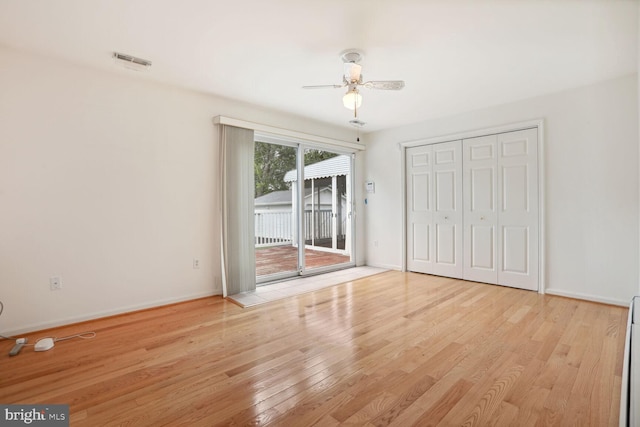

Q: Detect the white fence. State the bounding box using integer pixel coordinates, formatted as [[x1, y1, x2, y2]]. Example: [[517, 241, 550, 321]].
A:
[[254, 210, 345, 247], [303, 210, 333, 244], [254, 212, 293, 247]]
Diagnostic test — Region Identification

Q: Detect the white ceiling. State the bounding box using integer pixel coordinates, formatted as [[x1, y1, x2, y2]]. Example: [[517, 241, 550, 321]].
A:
[[0, 0, 637, 132]]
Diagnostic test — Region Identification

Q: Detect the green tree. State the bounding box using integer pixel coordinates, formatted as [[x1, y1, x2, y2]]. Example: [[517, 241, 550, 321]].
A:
[[254, 143, 338, 198], [254, 142, 296, 197], [304, 149, 337, 166]]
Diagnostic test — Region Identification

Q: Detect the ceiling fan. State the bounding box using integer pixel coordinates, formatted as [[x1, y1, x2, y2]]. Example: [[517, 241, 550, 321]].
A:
[[303, 50, 405, 117]]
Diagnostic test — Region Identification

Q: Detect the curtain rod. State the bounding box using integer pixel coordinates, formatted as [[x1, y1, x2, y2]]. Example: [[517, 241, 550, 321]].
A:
[[213, 116, 365, 151]]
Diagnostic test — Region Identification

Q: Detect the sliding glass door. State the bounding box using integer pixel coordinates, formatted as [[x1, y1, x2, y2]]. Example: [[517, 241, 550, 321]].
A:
[[302, 148, 352, 273], [254, 140, 299, 281], [254, 137, 354, 284]]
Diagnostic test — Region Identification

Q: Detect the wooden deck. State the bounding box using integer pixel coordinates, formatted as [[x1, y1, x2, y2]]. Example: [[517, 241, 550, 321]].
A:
[[256, 245, 350, 277], [0, 271, 627, 426]]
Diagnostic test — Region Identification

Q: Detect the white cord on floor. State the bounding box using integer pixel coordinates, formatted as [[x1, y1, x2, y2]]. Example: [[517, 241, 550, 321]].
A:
[[1, 300, 97, 346], [52, 332, 97, 342], [26, 332, 97, 347]]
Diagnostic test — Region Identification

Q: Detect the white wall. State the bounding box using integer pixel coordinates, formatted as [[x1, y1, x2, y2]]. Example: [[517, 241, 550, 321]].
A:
[[365, 74, 639, 305], [0, 46, 360, 334]]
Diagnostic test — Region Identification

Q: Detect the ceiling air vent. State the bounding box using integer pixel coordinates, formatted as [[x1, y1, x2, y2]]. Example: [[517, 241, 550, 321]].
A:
[[112, 52, 152, 71]]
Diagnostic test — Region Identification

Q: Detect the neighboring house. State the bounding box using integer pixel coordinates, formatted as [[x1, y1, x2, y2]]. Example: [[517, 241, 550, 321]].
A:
[[255, 188, 345, 212], [254, 190, 292, 214], [254, 155, 351, 253]]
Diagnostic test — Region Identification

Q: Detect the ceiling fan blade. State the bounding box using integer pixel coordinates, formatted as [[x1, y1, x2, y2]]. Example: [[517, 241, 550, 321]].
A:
[[363, 80, 405, 90], [344, 63, 362, 83], [302, 84, 344, 89]]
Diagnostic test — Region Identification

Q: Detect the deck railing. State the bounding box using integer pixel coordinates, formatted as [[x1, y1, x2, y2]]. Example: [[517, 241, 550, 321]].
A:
[[304, 210, 333, 244], [255, 210, 345, 247], [254, 212, 293, 247]]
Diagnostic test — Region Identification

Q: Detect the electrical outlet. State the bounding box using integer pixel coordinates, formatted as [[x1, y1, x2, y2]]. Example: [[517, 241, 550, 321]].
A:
[[193, 258, 200, 269], [49, 277, 62, 291]]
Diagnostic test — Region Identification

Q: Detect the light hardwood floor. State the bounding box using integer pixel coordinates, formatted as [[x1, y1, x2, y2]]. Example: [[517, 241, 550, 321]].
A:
[[0, 271, 627, 426]]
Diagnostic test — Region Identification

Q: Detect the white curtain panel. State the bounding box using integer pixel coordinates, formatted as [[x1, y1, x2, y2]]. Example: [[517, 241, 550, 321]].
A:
[[219, 125, 255, 297]]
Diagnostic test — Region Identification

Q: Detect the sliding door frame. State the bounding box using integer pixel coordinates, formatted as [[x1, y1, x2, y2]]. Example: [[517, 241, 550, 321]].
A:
[[255, 132, 357, 284]]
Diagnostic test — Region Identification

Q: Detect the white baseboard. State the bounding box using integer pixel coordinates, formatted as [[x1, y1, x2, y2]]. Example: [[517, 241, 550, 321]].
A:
[[545, 288, 629, 307], [365, 262, 402, 271], [15, 283, 624, 337], [4, 291, 220, 336]]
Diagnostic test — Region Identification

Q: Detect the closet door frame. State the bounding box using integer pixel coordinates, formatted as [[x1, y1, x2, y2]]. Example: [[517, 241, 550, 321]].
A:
[[400, 119, 546, 294]]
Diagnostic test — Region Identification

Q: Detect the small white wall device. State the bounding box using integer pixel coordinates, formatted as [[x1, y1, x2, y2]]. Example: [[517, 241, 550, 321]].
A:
[[365, 181, 375, 193]]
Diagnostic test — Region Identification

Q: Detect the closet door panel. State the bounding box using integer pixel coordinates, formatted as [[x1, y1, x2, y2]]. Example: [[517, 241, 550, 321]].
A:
[[406, 145, 433, 273], [432, 141, 463, 278], [470, 167, 494, 211], [497, 129, 538, 290], [470, 224, 495, 269], [502, 164, 529, 211], [412, 173, 430, 211], [463, 135, 498, 284], [436, 224, 456, 264], [412, 223, 430, 262], [435, 171, 455, 212], [502, 226, 529, 273]]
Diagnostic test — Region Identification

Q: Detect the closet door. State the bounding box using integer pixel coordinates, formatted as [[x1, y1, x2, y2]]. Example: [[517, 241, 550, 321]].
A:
[[432, 141, 463, 278], [406, 144, 433, 274], [463, 129, 539, 291], [406, 141, 462, 278], [463, 135, 498, 284], [497, 129, 538, 290]]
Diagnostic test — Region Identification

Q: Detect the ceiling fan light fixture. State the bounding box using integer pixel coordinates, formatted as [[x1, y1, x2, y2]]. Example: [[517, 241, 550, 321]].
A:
[[343, 89, 362, 110]]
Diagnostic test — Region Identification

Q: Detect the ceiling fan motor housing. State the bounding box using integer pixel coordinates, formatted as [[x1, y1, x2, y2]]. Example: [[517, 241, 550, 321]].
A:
[[340, 50, 363, 64]]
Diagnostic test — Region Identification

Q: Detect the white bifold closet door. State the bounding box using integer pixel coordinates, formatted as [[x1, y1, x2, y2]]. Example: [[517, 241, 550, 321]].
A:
[[463, 128, 538, 290], [406, 140, 463, 278]]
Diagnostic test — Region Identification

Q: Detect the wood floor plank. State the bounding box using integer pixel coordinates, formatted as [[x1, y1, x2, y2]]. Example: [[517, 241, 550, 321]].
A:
[[436, 350, 524, 426], [369, 373, 436, 426], [0, 271, 627, 426], [413, 378, 474, 426], [486, 400, 520, 426]]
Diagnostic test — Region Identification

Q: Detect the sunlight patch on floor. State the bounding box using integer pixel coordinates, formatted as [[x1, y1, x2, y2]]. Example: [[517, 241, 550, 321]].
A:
[[228, 266, 387, 307]]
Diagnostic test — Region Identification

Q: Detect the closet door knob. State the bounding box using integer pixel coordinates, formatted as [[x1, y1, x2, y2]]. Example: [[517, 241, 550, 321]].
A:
[[480, 216, 485, 220]]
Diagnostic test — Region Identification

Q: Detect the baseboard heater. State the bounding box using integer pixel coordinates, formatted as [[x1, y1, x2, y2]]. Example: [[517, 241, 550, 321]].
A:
[[620, 296, 640, 426]]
